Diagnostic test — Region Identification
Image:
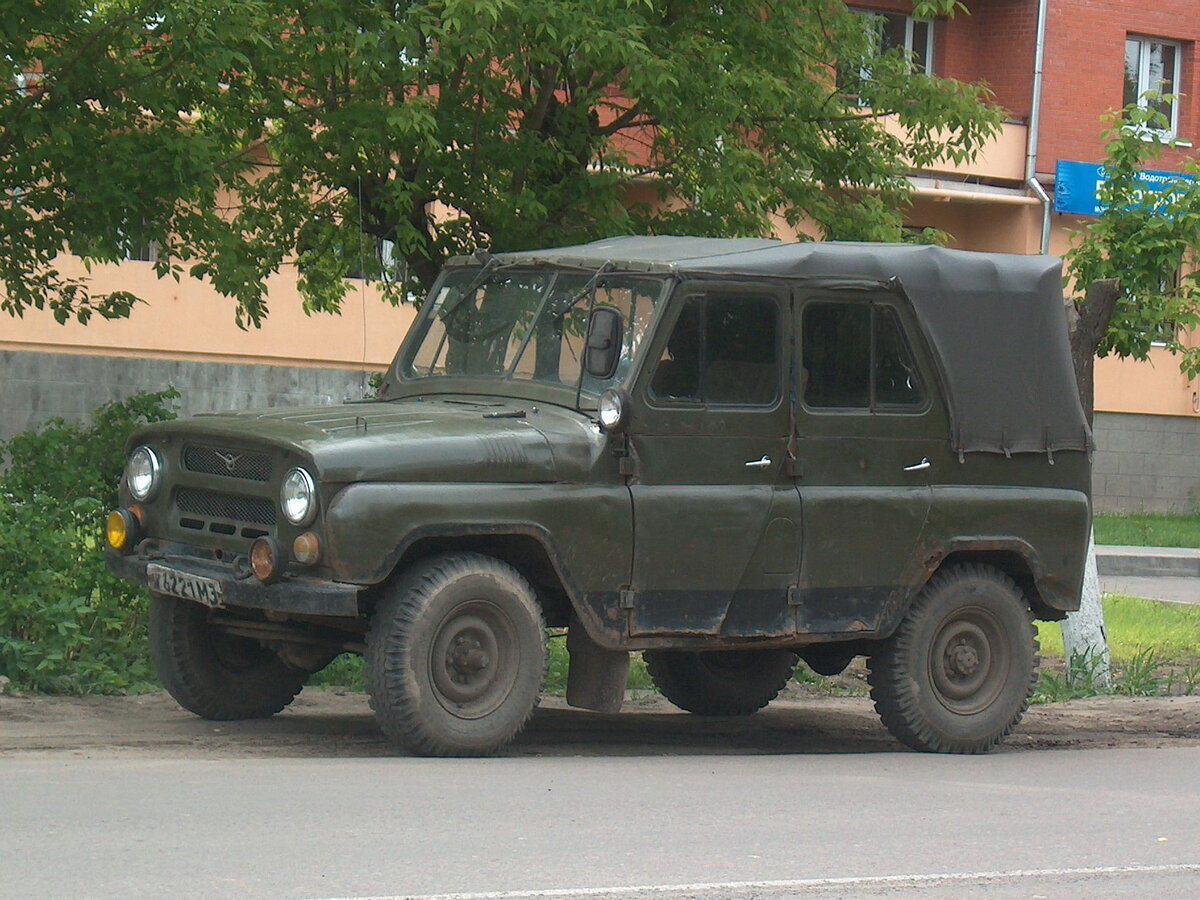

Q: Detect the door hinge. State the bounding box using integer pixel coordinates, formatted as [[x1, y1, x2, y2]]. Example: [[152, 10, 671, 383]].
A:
[[787, 584, 802, 607], [619, 588, 636, 609]]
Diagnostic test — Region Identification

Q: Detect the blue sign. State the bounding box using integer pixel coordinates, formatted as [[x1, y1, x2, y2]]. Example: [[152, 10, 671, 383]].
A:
[[1054, 159, 1193, 216]]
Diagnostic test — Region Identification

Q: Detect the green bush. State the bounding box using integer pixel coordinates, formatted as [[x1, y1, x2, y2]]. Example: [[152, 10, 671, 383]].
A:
[[0, 389, 178, 693]]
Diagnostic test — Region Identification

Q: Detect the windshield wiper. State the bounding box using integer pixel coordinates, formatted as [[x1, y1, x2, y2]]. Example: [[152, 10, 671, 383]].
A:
[[550, 260, 616, 316], [438, 251, 510, 318]]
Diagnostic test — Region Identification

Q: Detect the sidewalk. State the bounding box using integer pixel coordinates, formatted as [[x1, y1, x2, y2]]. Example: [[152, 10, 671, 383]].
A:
[[1096, 545, 1200, 605]]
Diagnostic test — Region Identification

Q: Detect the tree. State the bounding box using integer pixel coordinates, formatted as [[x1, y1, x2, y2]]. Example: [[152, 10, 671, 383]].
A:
[[1060, 99, 1200, 686], [2, 0, 1002, 327]]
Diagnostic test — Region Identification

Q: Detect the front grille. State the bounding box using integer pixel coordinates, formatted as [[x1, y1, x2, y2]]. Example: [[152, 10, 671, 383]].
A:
[[183, 444, 272, 482], [175, 487, 277, 526]]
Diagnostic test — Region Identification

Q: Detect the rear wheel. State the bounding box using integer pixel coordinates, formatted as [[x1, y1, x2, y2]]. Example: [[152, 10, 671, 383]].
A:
[[365, 553, 546, 756], [149, 594, 307, 720], [644, 649, 797, 716], [868, 563, 1038, 753]]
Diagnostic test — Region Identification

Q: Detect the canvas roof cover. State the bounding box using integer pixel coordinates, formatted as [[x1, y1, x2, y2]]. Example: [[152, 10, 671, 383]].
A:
[[457, 236, 1091, 456]]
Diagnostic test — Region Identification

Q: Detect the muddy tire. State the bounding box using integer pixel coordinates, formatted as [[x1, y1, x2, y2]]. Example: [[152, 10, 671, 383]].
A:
[[365, 553, 546, 757], [644, 649, 797, 716], [868, 563, 1039, 753], [149, 593, 307, 720]]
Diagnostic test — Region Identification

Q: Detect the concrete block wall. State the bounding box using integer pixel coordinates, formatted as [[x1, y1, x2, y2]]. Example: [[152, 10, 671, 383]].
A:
[[1092, 412, 1200, 514], [0, 349, 377, 444]]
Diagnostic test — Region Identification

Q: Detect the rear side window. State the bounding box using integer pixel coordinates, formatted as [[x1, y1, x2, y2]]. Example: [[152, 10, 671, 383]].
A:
[[649, 294, 780, 406], [802, 302, 924, 411]]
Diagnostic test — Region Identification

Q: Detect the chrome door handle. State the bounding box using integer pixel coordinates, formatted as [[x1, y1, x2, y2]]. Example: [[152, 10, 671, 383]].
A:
[[745, 455, 772, 469], [903, 457, 931, 472]]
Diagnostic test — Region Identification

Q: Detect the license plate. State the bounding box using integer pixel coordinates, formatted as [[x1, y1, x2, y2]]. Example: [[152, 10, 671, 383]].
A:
[[147, 564, 224, 607]]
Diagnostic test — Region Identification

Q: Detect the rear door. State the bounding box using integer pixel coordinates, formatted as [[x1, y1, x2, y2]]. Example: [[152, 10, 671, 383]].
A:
[[792, 287, 948, 637]]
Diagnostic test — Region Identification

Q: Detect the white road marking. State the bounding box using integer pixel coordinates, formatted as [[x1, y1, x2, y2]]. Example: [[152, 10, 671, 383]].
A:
[[304, 862, 1200, 900]]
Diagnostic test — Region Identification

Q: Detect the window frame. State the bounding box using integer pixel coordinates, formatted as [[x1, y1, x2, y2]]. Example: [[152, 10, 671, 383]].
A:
[[799, 298, 930, 417], [644, 289, 785, 411], [851, 7, 936, 78], [1124, 35, 1183, 139]]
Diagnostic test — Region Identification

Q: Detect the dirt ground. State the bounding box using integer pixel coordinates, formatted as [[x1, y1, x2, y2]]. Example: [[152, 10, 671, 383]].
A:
[[2, 687, 1199, 758]]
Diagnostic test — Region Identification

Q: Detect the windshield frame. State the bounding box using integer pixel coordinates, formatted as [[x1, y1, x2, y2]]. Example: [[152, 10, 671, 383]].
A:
[[385, 264, 672, 409]]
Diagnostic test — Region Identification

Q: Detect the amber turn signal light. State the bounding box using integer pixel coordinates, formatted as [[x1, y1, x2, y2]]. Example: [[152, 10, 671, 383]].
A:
[[249, 536, 283, 584], [293, 532, 321, 566], [106, 509, 141, 554]]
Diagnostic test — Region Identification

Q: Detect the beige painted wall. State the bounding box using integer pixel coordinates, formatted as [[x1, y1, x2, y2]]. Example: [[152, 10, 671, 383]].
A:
[[0, 254, 415, 371]]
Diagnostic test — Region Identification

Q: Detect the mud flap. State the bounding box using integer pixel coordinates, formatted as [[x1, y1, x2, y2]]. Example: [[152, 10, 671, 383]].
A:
[[566, 617, 630, 714]]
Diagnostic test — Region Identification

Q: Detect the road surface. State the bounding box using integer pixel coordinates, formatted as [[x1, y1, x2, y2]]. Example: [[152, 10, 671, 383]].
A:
[[2, 692, 1199, 900]]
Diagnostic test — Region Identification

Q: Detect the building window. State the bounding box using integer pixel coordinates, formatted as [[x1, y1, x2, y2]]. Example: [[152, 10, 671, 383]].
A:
[[123, 238, 157, 263], [1124, 37, 1181, 136], [345, 235, 405, 283], [853, 8, 935, 76]]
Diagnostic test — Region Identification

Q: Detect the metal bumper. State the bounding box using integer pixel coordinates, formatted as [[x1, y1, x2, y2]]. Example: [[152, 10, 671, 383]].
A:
[[107, 543, 362, 617]]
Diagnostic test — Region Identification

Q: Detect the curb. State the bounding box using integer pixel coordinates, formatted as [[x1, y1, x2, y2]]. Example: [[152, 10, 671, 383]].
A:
[[1095, 545, 1200, 578]]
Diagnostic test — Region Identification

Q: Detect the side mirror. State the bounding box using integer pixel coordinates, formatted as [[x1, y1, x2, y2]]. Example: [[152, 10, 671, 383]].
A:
[[582, 306, 624, 379]]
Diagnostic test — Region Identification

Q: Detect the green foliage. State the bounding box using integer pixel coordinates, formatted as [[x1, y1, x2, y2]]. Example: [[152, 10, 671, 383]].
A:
[[1063, 100, 1200, 378], [0, 390, 179, 692], [309, 653, 367, 691], [1034, 651, 1107, 703], [3, 0, 1001, 327]]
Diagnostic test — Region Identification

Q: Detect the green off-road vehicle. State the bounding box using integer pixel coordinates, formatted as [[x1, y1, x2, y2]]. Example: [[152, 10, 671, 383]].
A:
[[107, 236, 1093, 756]]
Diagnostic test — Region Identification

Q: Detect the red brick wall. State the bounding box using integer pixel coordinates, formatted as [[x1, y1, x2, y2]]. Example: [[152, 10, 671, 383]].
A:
[[851, 1, 1038, 120], [1038, 0, 1200, 171], [970, 0, 1038, 121]]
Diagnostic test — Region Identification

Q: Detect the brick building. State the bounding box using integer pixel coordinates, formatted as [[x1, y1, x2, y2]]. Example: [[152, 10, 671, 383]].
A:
[[2, 0, 1199, 510]]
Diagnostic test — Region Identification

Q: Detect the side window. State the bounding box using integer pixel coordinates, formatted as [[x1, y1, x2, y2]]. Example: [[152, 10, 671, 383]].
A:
[[802, 302, 925, 411], [649, 294, 780, 406]]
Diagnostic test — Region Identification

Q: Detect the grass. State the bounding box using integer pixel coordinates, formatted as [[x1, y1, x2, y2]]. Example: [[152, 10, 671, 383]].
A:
[[1093, 512, 1200, 548], [1035, 594, 1200, 662], [1033, 593, 1200, 701]]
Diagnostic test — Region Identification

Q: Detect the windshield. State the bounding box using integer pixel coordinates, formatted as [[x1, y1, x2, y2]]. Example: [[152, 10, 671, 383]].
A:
[[402, 267, 666, 395]]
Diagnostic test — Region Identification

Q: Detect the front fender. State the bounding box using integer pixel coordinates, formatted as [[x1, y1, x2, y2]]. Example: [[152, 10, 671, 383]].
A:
[[323, 482, 632, 599]]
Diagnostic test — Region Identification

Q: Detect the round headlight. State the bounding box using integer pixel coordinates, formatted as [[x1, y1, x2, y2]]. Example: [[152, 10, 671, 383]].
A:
[[127, 446, 161, 501], [597, 389, 628, 432], [281, 468, 317, 526]]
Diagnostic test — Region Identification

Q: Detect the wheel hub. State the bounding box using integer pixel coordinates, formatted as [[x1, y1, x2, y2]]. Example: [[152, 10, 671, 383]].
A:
[[429, 605, 519, 719], [447, 635, 491, 682], [929, 607, 1009, 715], [945, 640, 980, 677]]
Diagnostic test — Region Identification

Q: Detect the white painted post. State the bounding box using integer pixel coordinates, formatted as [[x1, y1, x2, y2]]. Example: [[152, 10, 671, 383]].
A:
[[1059, 529, 1112, 690]]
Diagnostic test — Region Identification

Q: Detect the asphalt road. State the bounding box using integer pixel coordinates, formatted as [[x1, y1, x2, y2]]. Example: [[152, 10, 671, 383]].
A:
[[4, 746, 1199, 900]]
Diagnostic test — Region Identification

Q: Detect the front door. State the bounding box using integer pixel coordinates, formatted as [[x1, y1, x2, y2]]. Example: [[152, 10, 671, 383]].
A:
[[626, 284, 801, 637]]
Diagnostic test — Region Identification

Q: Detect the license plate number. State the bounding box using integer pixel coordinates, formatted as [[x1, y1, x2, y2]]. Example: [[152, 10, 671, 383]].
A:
[[147, 564, 224, 606]]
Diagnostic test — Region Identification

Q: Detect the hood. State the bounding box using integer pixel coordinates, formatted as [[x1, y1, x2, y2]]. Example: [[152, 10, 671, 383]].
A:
[[133, 397, 603, 484]]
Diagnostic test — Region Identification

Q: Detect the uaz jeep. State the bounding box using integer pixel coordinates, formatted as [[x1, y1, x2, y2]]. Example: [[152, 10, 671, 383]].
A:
[[107, 236, 1092, 756]]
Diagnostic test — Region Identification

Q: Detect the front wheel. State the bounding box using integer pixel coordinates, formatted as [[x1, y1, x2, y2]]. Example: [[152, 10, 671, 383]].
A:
[[644, 649, 797, 716], [868, 563, 1038, 753], [365, 553, 546, 757], [149, 594, 308, 720]]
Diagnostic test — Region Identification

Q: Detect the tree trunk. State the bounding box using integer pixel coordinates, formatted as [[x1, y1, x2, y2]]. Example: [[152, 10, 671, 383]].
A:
[[1061, 529, 1112, 689], [1061, 279, 1120, 689]]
